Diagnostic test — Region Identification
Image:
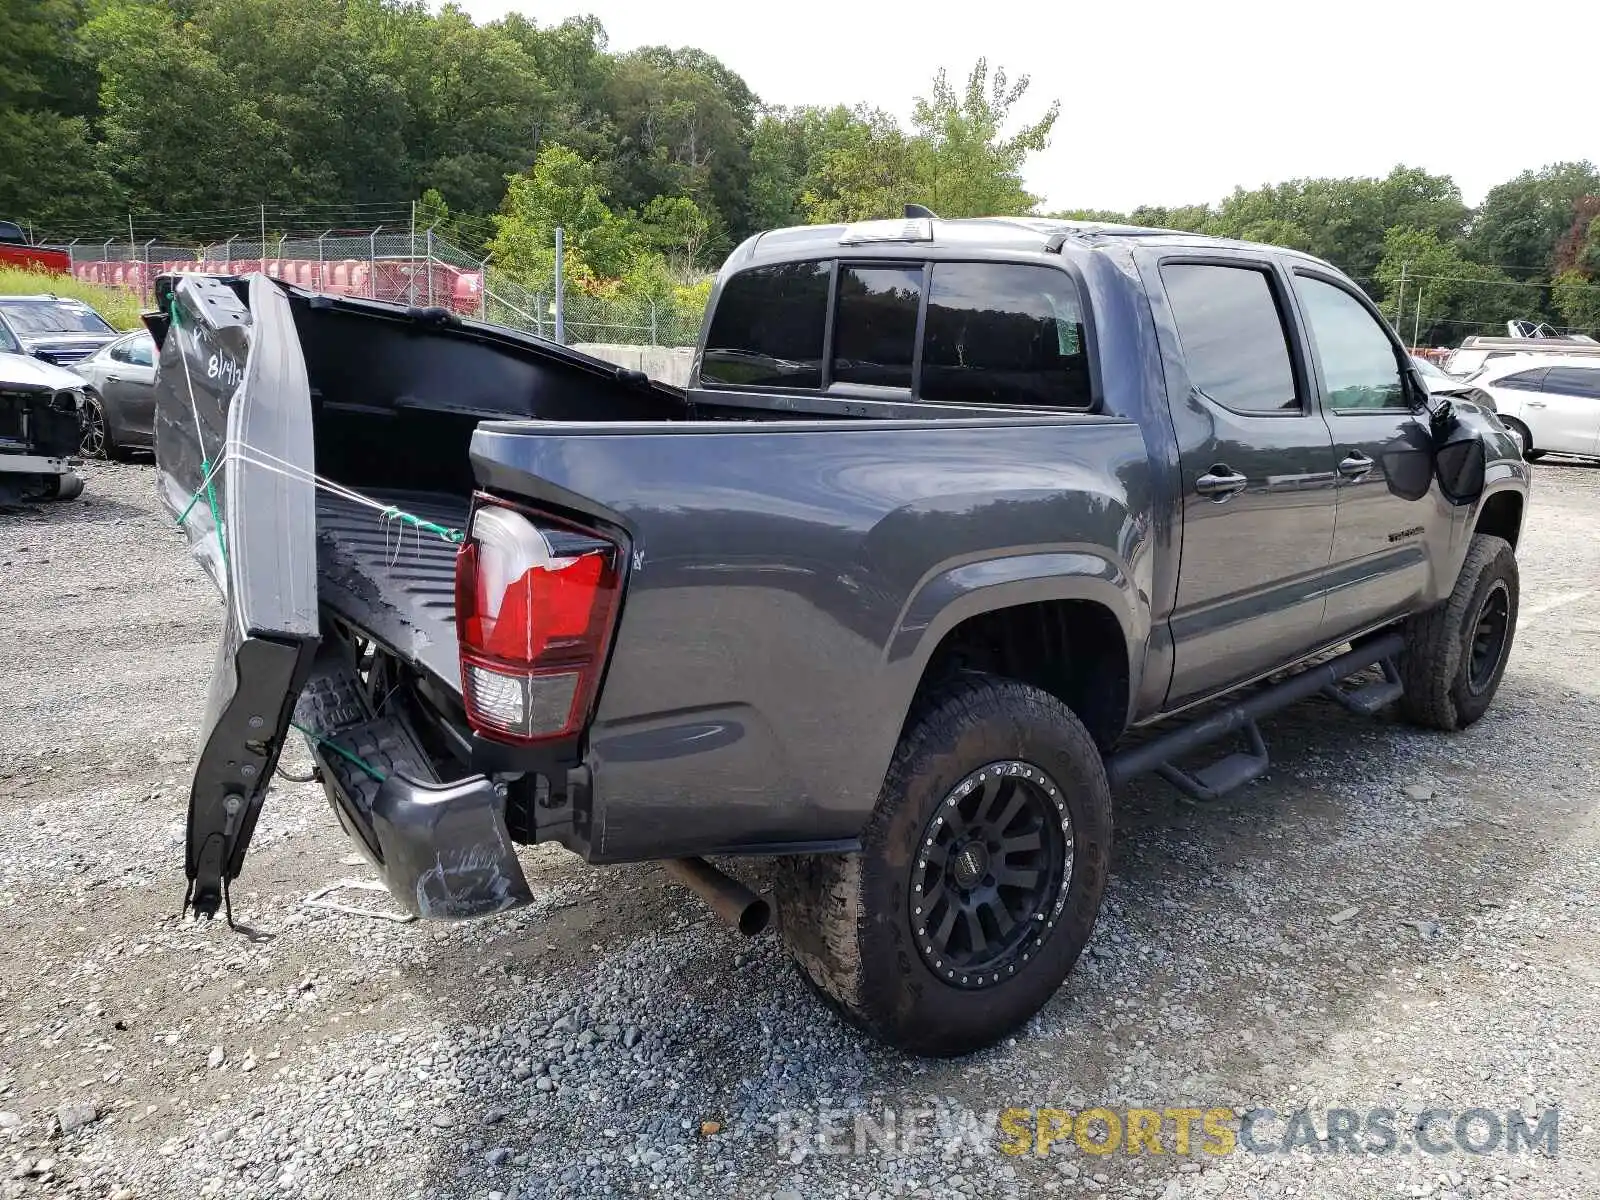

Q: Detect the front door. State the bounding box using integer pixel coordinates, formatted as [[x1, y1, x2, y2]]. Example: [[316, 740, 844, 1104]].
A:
[[1289, 270, 1447, 641], [1148, 256, 1340, 706]]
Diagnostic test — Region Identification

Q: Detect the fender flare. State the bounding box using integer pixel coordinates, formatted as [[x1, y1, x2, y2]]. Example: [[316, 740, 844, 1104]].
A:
[[883, 549, 1145, 727]]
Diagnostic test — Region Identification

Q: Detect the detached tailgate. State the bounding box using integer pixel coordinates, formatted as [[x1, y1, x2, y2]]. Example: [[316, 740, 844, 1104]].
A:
[[150, 273, 318, 917]]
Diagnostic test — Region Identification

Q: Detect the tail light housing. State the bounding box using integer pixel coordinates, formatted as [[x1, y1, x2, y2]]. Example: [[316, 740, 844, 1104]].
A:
[[454, 496, 623, 744]]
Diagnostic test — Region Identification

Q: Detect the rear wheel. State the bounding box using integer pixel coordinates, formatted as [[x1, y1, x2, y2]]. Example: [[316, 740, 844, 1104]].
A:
[[775, 675, 1112, 1056], [1399, 533, 1517, 731]]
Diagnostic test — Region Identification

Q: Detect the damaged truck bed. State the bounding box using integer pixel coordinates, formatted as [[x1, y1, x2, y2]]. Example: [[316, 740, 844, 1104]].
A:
[[150, 272, 683, 920]]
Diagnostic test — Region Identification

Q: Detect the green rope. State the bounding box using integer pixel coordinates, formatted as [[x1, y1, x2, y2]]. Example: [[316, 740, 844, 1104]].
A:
[[290, 721, 387, 783], [380, 505, 465, 544]]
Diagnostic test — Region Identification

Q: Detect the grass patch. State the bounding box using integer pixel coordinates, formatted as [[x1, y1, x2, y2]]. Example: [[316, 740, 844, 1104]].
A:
[[0, 267, 145, 330]]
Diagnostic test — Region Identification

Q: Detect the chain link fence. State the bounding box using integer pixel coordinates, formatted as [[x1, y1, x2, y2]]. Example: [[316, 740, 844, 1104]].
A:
[[48, 209, 709, 353]]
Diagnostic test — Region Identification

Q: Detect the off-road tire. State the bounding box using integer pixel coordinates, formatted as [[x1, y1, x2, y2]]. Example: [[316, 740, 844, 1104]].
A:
[[1399, 533, 1518, 731], [774, 675, 1112, 1057]]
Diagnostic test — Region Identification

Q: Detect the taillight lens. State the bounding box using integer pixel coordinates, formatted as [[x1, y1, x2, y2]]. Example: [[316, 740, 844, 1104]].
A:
[[454, 498, 622, 744]]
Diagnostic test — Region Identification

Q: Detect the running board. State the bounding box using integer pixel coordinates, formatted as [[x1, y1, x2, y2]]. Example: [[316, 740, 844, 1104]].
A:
[[1105, 631, 1406, 797], [1320, 657, 1403, 716], [1155, 722, 1269, 802]]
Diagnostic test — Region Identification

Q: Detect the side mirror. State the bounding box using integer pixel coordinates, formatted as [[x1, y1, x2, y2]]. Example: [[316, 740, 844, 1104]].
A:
[[1434, 434, 1486, 505]]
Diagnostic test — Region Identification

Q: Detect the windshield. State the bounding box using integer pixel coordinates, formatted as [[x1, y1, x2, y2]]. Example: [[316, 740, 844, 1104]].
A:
[[0, 300, 115, 336], [1410, 355, 1452, 380]]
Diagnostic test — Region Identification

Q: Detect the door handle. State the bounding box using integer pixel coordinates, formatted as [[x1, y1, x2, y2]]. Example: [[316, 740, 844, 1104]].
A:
[[1338, 451, 1374, 479], [1195, 466, 1249, 500], [1528, 400, 1547, 408], [105, 373, 123, 382]]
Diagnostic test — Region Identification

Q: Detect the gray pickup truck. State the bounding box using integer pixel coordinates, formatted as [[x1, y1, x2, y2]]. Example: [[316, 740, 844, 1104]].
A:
[[150, 214, 1529, 1056]]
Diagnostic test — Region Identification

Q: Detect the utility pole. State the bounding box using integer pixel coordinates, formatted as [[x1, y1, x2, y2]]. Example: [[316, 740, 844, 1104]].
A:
[[260, 204, 267, 266], [1394, 261, 1408, 333], [554, 226, 565, 344], [128, 213, 136, 262], [1413, 287, 1425, 349]]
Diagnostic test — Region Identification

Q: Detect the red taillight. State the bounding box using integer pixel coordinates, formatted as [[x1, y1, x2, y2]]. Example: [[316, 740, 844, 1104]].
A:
[[454, 498, 622, 744]]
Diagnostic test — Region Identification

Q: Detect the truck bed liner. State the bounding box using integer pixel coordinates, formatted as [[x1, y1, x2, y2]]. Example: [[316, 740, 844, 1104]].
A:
[[314, 488, 466, 688]]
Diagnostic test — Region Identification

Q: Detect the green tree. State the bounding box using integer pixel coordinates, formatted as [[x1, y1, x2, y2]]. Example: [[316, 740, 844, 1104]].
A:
[[800, 106, 920, 223], [489, 143, 638, 288], [0, 0, 118, 225], [1375, 227, 1519, 345], [85, 0, 300, 218], [1551, 271, 1600, 332], [1210, 167, 1466, 282], [638, 195, 711, 272], [909, 59, 1058, 217], [1467, 161, 1600, 276], [603, 47, 755, 248]]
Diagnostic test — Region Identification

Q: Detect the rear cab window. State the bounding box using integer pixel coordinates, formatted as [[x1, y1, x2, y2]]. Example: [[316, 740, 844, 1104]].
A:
[[699, 262, 829, 388], [700, 257, 1093, 410]]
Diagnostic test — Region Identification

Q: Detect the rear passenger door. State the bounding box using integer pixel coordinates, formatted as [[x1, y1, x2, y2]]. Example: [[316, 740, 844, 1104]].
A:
[[1289, 269, 1444, 641], [1149, 256, 1339, 706], [1530, 365, 1600, 455]]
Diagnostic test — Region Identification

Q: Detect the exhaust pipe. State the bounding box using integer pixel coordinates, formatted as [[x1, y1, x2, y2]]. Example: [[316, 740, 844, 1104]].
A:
[[664, 857, 770, 936]]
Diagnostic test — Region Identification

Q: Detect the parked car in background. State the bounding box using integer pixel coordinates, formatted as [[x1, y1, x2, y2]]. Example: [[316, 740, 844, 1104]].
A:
[[1471, 355, 1600, 461], [0, 294, 120, 366], [1, 318, 87, 501], [1410, 353, 1512, 442], [75, 329, 156, 459], [1445, 327, 1600, 377], [0, 220, 71, 275]]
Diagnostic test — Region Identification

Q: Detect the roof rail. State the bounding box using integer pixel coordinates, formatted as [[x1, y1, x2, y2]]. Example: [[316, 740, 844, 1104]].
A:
[[1044, 231, 1071, 253]]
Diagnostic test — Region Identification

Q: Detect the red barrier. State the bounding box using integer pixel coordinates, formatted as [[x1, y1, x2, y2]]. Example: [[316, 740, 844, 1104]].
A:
[[71, 256, 485, 316]]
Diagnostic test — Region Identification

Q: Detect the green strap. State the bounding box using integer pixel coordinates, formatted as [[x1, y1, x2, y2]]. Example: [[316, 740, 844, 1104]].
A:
[[290, 721, 387, 782]]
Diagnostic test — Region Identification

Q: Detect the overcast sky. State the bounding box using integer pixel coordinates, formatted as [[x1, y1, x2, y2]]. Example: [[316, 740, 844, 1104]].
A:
[[454, 0, 1597, 213]]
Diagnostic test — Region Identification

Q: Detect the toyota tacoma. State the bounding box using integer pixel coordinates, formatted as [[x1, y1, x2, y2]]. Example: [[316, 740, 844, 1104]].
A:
[[149, 215, 1529, 1056]]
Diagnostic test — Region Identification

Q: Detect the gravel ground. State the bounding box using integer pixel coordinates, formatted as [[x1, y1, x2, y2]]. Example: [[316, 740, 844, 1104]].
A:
[[2, 459, 1598, 1200]]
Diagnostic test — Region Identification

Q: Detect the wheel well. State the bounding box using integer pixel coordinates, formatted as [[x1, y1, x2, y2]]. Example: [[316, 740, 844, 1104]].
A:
[[1475, 491, 1523, 549], [912, 600, 1130, 751]]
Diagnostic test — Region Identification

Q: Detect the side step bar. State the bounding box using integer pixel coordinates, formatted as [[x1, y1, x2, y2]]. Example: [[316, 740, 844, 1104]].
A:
[[1105, 632, 1405, 798]]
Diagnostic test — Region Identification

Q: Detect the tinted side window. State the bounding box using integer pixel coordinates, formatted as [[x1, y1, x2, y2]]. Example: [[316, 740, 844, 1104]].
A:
[[1542, 366, 1600, 399], [0, 318, 17, 354], [1161, 264, 1298, 413], [832, 265, 922, 390], [920, 263, 1091, 409], [1494, 368, 1547, 391], [109, 341, 134, 364], [701, 261, 829, 388], [128, 336, 154, 367], [1294, 275, 1406, 410]]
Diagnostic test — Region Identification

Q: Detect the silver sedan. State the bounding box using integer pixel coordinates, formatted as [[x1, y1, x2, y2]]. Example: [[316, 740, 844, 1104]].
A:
[[74, 329, 157, 459]]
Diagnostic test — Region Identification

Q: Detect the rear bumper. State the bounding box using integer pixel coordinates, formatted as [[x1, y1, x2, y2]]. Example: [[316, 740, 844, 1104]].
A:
[[295, 651, 537, 922], [359, 772, 533, 921]]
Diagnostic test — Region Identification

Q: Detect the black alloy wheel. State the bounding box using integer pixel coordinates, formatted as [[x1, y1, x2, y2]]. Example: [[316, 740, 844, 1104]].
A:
[[909, 759, 1071, 990]]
